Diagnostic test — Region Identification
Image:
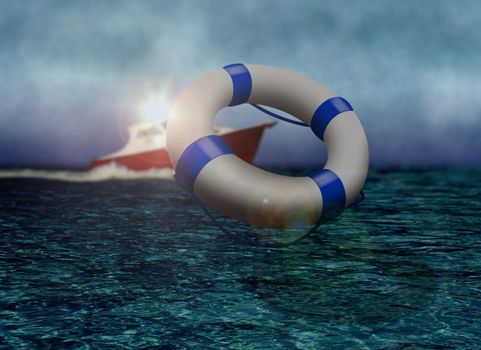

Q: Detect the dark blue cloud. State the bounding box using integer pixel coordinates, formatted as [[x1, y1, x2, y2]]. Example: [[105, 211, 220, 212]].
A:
[[1, 0, 480, 168]]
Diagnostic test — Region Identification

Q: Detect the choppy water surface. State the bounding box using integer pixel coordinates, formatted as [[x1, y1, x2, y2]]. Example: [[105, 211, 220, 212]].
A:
[[1, 169, 480, 349]]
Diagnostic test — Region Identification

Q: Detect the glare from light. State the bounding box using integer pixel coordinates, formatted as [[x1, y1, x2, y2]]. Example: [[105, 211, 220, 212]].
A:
[[137, 90, 170, 122]]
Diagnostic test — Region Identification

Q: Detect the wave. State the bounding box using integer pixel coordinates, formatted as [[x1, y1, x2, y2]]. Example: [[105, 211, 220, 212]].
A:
[[0, 163, 174, 182]]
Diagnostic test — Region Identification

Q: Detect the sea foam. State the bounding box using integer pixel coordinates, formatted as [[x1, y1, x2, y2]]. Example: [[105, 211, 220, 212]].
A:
[[0, 163, 174, 182]]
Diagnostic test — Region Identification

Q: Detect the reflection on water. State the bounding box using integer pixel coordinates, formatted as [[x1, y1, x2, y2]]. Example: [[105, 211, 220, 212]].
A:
[[1, 169, 480, 348]]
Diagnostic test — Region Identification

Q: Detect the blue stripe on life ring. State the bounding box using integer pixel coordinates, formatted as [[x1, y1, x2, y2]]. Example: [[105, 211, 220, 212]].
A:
[[223, 63, 252, 106], [175, 135, 233, 193], [310, 97, 353, 141], [308, 169, 346, 214]]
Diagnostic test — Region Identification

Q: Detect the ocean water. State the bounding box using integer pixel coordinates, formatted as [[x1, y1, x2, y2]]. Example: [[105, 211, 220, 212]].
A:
[[1, 168, 480, 349]]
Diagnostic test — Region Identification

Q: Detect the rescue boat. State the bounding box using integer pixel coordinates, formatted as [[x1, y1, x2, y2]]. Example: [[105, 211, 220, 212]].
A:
[[91, 120, 275, 171]]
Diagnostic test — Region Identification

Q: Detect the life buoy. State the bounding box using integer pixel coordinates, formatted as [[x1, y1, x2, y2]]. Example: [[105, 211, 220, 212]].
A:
[[167, 64, 369, 228]]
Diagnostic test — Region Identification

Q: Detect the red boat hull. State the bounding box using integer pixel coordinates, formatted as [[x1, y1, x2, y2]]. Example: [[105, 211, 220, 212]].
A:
[[91, 122, 274, 171]]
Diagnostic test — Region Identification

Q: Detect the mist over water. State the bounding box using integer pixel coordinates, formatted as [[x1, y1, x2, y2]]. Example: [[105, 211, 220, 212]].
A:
[[1, 0, 481, 168]]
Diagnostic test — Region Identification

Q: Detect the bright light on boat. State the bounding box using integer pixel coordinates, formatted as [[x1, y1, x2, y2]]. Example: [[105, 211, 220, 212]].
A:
[[138, 91, 170, 122]]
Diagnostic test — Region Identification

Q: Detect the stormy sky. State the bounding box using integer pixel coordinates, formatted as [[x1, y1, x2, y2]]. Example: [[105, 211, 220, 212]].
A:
[[1, 0, 481, 168]]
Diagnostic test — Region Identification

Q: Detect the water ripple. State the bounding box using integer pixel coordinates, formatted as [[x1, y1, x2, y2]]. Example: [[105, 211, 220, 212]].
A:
[[1, 169, 480, 348]]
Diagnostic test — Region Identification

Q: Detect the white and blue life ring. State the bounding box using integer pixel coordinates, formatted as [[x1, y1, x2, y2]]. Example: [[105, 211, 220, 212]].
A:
[[167, 64, 369, 228]]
